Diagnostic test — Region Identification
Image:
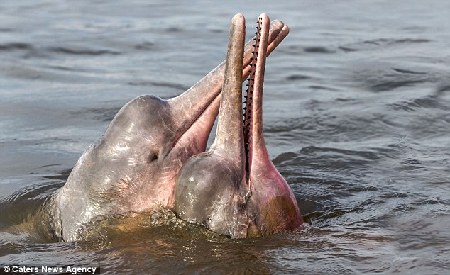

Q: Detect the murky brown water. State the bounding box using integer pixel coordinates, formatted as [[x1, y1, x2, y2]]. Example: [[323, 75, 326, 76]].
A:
[[1, 0, 450, 274]]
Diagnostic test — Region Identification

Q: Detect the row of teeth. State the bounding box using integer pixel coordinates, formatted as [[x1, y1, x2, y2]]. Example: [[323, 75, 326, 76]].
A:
[[243, 17, 263, 165]]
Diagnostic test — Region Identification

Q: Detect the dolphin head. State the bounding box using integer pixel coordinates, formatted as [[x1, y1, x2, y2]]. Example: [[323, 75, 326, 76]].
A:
[[175, 14, 302, 238]]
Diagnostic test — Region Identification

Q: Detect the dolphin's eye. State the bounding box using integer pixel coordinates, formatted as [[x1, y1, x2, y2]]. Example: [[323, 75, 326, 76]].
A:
[[147, 152, 159, 163]]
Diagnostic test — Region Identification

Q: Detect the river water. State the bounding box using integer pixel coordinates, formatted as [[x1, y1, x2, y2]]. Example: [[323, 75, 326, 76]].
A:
[[1, 0, 449, 274]]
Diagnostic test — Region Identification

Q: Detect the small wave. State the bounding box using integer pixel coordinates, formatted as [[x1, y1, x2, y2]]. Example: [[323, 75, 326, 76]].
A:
[[280, 45, 335, 55], [342, 38, 431, 52], [47, 46, 121, 56], [292, 146, 380, 172], [352, 63, 432, 92], [0, 42, 33, 51], [70, 107, 121, 122], [308, 85, 338, 91], [303, 46, 335, 54], [389, 97, 441, 112], [0, 182, 62, 229], [392, 68, 427, 75], [436, 83, 450, 93], [134, 41, 155, 51], [301, 146, 380, 161], [285, 73, 312, 81], [128, 80, 188, 91], [338, 46, 358, 52], [365, 38, 430, 45], [369, 79, 426, 92], [164, 26, 184, 33]]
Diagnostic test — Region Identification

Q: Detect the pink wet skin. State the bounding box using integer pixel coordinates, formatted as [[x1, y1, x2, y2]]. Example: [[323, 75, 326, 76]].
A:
[[245, 14, 303, 235], [52, 16, 290, 241], [175, 13, 302, 238]]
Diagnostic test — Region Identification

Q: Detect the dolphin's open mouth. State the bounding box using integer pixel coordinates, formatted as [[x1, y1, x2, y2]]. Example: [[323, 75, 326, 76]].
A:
[[242, 14, 273, 180], [167, 19, 289, 159], [243, 18, 262, 176]]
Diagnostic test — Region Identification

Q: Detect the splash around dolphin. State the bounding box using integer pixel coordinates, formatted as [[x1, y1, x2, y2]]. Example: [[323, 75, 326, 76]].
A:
[[175, 14, 303, 238], [47, 13, 298, 242]]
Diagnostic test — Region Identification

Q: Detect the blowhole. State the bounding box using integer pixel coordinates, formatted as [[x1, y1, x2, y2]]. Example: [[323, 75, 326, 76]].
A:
[[147, 153, 159, 163]]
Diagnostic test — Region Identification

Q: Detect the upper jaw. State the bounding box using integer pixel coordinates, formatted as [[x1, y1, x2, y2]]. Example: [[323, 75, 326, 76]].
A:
[[213, 13, 246, 159]]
